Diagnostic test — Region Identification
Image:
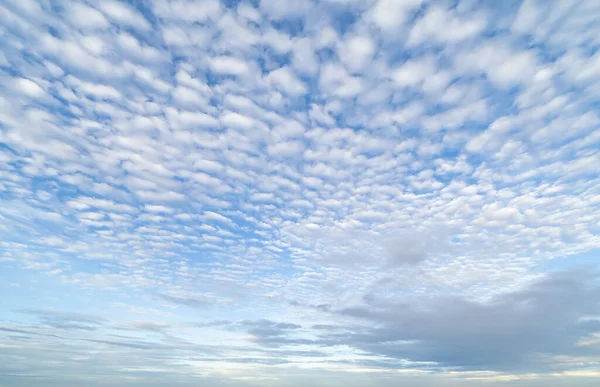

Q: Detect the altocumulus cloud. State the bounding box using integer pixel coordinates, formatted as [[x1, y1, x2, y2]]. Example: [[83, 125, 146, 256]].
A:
[[1, 0, 600, 386]]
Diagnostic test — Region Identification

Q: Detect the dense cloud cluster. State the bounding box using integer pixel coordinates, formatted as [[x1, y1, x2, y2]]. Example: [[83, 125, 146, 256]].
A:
[[1, 0, 600, 386]]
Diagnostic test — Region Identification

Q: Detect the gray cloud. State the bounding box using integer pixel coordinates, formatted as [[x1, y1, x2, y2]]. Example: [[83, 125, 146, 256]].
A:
[[193, 319, 310, 348], [288, 299, 332, 312], [382, 230, 448, 266], [130, 321, 172, 335], [16, 309, 107, 331], [194, 320, 232, 328], [158, 294, 211, 308], [239, 319, 300, 334], [235, 319, 309, 347], [311, 324, 339, 330], [191, 356, 291, 365], [329, 268, 600, 371], [320, 229, 451, 268]]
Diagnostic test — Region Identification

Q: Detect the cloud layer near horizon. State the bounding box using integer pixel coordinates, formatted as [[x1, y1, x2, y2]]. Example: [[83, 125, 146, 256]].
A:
[[1, 0, 600, 386]]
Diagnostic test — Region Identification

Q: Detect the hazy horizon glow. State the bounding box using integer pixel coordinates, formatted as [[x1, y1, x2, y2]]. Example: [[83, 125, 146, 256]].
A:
[[1, 0, 600, 386]]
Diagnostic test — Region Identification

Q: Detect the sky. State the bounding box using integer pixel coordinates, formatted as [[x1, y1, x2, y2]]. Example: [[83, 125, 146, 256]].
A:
[[0, 0, 600, 386]]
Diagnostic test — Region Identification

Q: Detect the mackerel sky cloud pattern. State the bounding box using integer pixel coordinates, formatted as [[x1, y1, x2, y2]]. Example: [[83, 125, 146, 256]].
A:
[[1, 0, 600, 386]]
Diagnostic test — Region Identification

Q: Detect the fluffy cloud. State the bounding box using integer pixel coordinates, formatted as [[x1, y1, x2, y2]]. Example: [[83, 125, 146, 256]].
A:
[[1, 0, 600, 386]]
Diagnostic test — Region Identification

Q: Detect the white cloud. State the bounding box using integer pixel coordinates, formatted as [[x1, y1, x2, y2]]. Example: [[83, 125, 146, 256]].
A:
[[466, 116, 513, 153], [220, 111, 261, 132], [78, 81, 122, 100], [67, 197, 138, 214], [266, 66, 307, 96], [199, 211, 233, 225], [194, 159, 224, 174], [511, 0, 543, 35], [268, 140, 305, 158], [2, 0, 600, 384], [369, 0, 423, 31], [209, 56, 250, 76], [408, 5, 486, 46], [167, 108, 219, 129], [338, 35, 376, 73], [315, 26, 338, 49], [39, 236, 65, 246], [291, 38, 319, 75], [319, 62, 363, 97], [135, 190, 186, 202], [117, 33, 164, 63], [145, 204, 174, 214], [263, 28, 293, 54], [172, 86, 208, 107], [153, 0, 222, 22], [97, 0, 152, 30], [237, 2, 261, 23], [392, 56, 437, 88], [15, 77, 45, 98], [260, 0, 312, 20], [67, 2, 109, 29], [458, 42, 538, 88]]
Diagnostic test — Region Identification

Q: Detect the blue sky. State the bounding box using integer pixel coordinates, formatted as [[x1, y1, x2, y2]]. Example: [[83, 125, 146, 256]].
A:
[[1, 0, 600, 386]]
